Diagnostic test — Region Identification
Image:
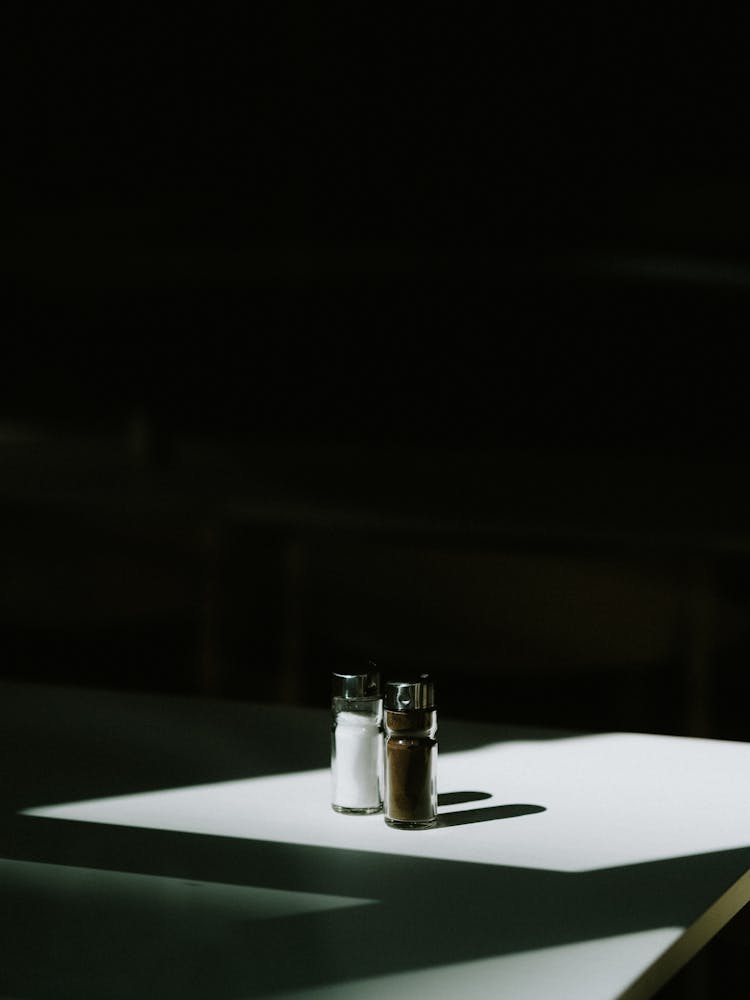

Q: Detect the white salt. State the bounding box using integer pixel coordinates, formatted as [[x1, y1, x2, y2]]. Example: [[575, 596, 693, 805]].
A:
[[332, 710, 382, 810]]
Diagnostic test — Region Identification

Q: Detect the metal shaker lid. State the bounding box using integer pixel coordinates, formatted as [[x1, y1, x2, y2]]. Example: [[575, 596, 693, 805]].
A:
[[332, 663, 381, 699], [385, 674, 435, 711]]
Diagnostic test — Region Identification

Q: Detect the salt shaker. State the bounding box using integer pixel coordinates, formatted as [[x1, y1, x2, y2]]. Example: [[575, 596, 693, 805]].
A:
[[384, 675, 438, 828], [331, 666, 383, 814]]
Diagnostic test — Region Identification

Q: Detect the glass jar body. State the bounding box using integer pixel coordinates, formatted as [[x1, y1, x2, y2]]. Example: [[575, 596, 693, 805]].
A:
[[384, 708, 438, 828], [331, 696, 383, 814]]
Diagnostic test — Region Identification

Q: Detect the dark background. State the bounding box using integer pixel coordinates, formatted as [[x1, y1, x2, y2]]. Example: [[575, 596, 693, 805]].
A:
[[3, 8, 750, 996]]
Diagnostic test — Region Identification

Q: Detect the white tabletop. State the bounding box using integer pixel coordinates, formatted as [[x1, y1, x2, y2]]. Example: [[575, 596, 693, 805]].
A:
[[1, 682, 749, 999]]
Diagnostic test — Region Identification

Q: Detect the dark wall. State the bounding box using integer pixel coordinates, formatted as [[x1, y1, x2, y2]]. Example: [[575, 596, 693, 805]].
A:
[[6, 6, 750, 446], [4, 6, 750, 739]]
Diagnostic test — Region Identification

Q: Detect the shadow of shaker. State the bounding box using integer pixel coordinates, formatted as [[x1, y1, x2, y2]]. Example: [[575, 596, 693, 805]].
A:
[[436, 801, 546, 828]]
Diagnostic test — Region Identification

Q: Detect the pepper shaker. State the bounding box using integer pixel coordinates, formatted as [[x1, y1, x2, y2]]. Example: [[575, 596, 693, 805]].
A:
[[331, 666, 383, 814], [384, 675, 438, 828]]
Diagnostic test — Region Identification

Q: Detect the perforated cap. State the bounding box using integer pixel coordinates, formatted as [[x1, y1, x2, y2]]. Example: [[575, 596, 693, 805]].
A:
[[332, 663, 381, 699], [385, 674, 435, 711]]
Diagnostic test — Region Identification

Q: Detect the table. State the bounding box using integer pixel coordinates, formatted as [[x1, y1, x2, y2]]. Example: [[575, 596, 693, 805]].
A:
[[1, 681, 748, 999]]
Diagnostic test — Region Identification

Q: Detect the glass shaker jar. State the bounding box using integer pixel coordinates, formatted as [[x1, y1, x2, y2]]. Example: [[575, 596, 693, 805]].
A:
[[331, 667, 383, 814], [384, 675, 437, 828]]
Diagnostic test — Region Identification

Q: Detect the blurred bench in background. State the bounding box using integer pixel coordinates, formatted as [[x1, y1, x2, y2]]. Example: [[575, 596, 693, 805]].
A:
[[2, 425, 748, 743]]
